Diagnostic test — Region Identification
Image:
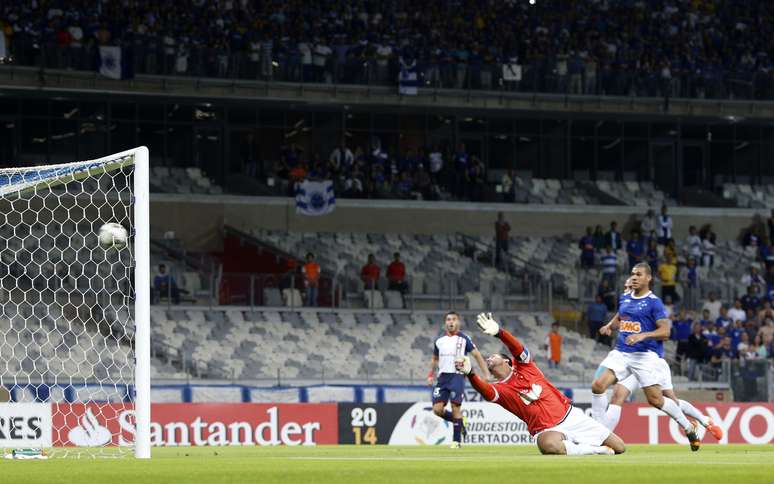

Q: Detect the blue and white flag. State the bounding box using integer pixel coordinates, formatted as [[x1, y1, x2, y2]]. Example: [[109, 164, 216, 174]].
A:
[[398, 58, 418, 95], [98, 46, 125, 80], [296, 180, 336, 216]]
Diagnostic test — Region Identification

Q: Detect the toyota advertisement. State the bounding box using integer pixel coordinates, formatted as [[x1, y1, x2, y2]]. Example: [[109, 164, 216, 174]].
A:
[[1, 402, 770, 447]]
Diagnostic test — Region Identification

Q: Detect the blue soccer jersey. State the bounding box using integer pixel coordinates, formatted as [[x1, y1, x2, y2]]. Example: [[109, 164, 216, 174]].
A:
[[615, 291, 668, 354]]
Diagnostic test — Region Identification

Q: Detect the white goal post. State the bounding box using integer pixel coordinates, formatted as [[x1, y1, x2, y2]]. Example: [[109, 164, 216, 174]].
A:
[[0, 147, 150, 458]]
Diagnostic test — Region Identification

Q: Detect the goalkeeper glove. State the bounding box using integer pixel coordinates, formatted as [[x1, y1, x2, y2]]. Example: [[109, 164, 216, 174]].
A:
[[476, 312, 500, 336], [455, 356, 472, 375]]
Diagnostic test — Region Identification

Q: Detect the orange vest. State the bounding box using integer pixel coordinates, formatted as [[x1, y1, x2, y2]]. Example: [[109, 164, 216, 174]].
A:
[[548, 333, 562, 362], [304, 262, 320, 283]]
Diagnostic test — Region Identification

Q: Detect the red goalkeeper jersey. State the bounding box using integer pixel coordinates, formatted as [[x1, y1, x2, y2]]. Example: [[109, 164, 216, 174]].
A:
[[469, 329, 571, 435]]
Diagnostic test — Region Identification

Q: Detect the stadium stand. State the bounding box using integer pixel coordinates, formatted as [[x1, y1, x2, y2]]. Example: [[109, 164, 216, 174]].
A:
[[150, 166, 223, 195], [2, 2, 774, 472], [147, 307, 624, 384], [245, 227, 762, 309], [0, 164, 769, 402], [3, 0, 774, 100], [722, 183, 774, 209], [248, 229, 564, 310]]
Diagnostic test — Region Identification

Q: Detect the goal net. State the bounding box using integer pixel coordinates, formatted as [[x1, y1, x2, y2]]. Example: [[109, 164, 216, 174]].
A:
[[0, 147, 150, 458]]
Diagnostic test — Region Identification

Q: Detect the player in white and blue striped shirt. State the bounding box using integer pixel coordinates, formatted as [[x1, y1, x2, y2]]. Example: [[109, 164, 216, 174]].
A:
[[600, 246, 618, 285], [427, 312, 490, 448]]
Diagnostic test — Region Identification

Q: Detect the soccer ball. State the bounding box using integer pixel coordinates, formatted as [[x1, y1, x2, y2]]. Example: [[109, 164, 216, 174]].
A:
[[98, 222, 128, 250]]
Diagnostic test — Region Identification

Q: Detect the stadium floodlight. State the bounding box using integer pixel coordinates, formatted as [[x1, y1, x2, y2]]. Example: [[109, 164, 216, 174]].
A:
[[0, 147, 150, 458]]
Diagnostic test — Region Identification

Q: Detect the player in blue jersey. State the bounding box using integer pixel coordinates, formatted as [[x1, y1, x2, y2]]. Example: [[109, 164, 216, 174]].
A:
[[590, 263, 702, 451], [594, 278, 724, 443], [427, 311, 490, 448]]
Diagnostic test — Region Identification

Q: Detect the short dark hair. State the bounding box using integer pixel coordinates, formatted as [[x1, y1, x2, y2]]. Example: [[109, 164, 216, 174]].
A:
[[393, 252, 400, 258], [306, 252, 314, 258], [445, 311, 460, 319], [632, 262, 652, 275]]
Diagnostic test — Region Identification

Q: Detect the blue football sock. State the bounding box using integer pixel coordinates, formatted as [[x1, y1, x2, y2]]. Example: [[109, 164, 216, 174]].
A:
[[453, 418, 462, 443]]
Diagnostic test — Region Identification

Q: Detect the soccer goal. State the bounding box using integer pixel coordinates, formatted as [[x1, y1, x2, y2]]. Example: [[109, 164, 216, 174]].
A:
[[0, 147, 150, 459]]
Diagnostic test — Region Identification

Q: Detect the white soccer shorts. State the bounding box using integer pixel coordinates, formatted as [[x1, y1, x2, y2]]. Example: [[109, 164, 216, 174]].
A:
[[539, 407, 611, 446], [618, 357, 673, 394], [599, 349, 663, 389]]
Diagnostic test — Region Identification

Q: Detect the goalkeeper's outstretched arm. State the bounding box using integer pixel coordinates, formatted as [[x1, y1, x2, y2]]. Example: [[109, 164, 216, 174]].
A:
[[455, 357, 497, 401], [497, 328, 527, 360], [470, 349, 491, 380], [467, 372, 497, 401]]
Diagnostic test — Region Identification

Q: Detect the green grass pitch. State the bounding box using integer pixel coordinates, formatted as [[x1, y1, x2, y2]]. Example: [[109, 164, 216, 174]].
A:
[[1, 445, 772, 484]]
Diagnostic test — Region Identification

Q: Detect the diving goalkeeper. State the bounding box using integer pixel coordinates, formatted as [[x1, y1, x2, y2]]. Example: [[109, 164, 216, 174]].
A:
[[456, 313, 626, 455]]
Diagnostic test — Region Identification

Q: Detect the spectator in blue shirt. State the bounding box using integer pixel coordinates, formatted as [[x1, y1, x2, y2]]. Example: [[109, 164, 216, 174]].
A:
[[728, 320, 745, 350], [703, 322, 721, 347], [710, 336, 736, 380], [671, 308, 693, 361], [585, 295, 609, 343], [153, 263, 181, 304], [698, 309, 713, 328], [716, 306, 733, 329], [741, 285, 761, 312], [646, 238, 659, 270], [626, 229, 644, 270], [578, 227, 595, 269], [604, 221, 622, 252]]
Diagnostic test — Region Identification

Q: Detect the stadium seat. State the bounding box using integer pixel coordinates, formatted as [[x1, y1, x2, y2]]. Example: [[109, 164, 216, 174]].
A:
[[464, 292, 485, 310], [281, 288, 303, 307], [263, 287, 283, 306], [383, 291, 404, 309], [410, 273, 425, 295], [363, 291, 384, 309]]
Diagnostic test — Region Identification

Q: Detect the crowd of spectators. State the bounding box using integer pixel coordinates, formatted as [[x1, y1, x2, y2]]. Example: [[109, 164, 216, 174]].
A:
[[296, 250, 409, 307], [580, 205, 774, 386], [579, 205, 724, 312], [671, 291, 774, 383], [273, 141, 489, 202], [4, 1, 774, 99]]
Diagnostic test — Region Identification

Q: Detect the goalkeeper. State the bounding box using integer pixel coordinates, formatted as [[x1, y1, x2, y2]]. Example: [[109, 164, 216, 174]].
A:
[[455, 313, 626, 455]]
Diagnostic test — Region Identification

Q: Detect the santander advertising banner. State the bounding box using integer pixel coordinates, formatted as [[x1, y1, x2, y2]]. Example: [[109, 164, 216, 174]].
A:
[[52, 403, 338, 447], [609, 403, 773, 445], [44, 402, 772, 447]]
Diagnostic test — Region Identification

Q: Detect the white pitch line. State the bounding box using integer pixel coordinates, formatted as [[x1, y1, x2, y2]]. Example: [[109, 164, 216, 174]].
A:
[[284, 456, 772, 465], [286, 456, 526, 462]]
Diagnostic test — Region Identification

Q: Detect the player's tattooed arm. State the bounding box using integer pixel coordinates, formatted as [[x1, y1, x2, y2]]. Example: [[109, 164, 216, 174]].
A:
[[470, 348, 491, 380], [625, 318, 671, 345]]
